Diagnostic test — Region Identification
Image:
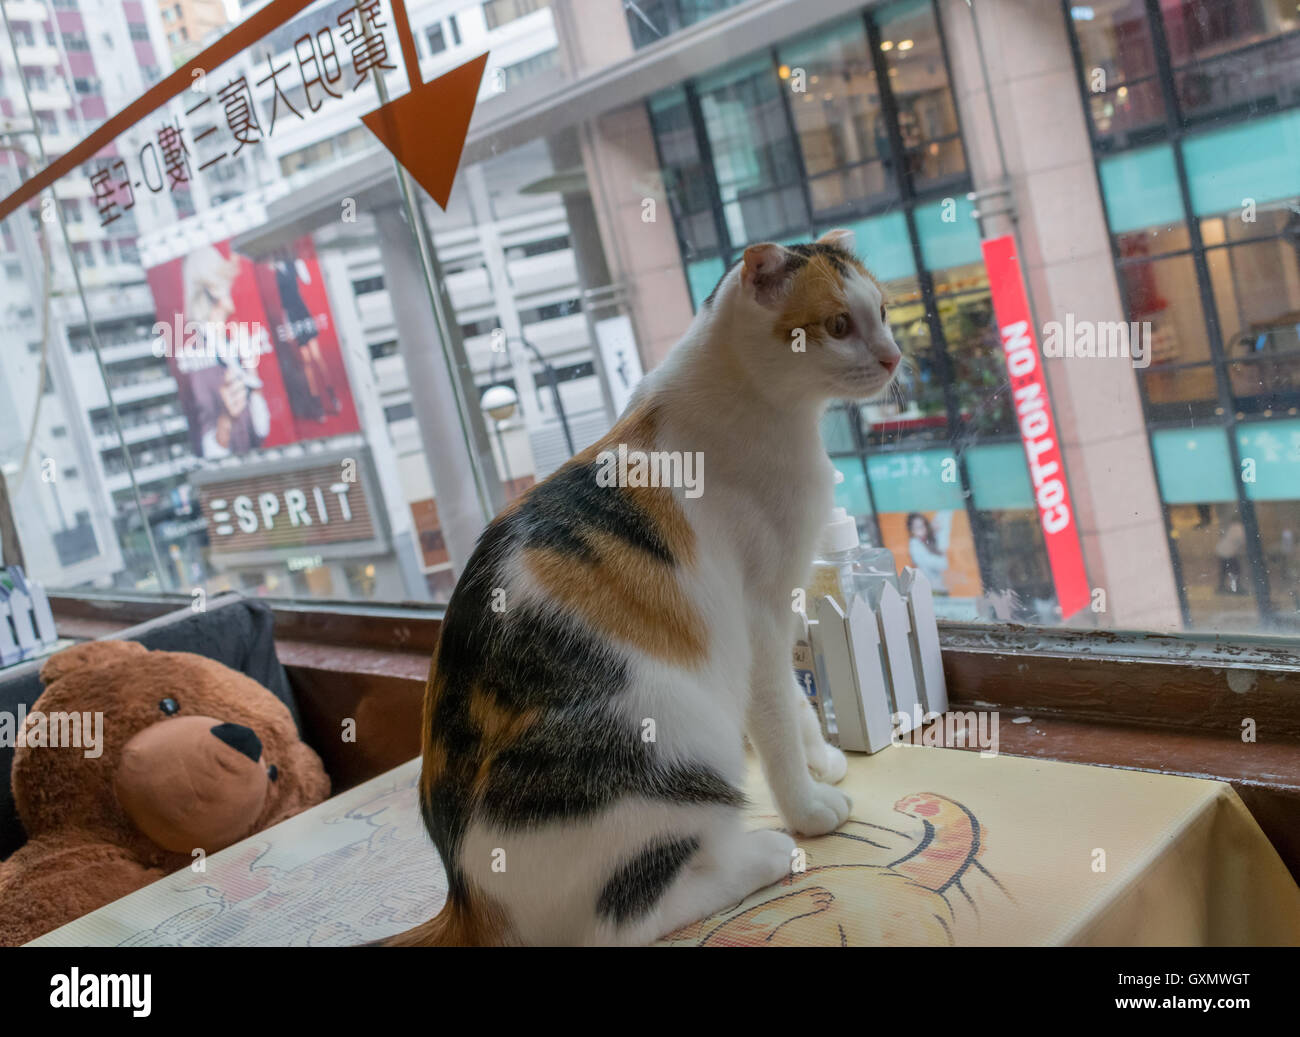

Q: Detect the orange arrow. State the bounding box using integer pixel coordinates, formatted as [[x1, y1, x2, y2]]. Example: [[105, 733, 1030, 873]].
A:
[[0, 0, 485, 221], [361, 52, 488, 210]]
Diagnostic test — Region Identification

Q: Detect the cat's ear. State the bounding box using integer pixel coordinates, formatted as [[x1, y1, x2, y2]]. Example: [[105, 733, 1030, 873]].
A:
[[817, 227, 856, 251], [741, 243, 793, 307]]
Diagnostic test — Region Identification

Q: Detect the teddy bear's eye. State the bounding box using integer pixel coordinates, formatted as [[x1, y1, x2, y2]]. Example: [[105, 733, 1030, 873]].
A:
[[159, 698, 179, 716], [267, 765, 279, 782]]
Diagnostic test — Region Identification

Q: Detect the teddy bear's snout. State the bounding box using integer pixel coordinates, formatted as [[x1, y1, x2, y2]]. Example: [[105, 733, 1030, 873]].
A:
[[210, 722, 263, 762], [114, 715, 272, 854]]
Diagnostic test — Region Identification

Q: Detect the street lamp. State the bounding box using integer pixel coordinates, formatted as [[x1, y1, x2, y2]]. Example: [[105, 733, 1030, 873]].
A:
[[479, 383, 518, 490], [485, 334, 576, 456]]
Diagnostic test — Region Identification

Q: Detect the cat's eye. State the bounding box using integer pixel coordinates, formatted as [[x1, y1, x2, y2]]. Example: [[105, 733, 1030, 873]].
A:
[[825, 312, 852, 338], [880, 304, 888, 323]]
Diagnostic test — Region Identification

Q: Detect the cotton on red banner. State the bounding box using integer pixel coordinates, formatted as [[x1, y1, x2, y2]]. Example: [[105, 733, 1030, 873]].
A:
[[981, 234, 1090, 620], [145, 237, 359, 460]]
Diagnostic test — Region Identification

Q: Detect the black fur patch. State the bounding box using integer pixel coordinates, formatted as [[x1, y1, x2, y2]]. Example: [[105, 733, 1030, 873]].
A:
[[514, 459, 677, 564], [597, 835, 701, 924]]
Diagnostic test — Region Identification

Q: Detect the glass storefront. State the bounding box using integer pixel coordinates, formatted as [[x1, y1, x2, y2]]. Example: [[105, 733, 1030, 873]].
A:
[[649, 5, 1053, 621], [1072, 0, 1300, 631]]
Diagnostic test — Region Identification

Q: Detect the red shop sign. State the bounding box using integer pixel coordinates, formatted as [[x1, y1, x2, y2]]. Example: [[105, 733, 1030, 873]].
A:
[[981, 234, 1090, 620]]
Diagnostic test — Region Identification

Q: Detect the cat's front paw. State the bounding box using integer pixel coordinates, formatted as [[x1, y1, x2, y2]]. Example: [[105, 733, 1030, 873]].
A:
[[783, 782, 852, 836], [807, 742, 848, 784]]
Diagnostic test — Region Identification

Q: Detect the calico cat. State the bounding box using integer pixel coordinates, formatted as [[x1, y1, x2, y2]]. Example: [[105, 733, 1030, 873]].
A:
[[385, 230, 901, 946]]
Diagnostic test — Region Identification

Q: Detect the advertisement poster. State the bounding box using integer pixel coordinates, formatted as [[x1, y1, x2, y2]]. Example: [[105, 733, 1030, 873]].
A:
[[877, 509, 983, 614], [145, 236, 360, 460]]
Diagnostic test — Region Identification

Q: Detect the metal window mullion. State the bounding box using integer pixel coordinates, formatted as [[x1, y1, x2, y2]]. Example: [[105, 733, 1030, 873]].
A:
[[683, 79, 736, 265]]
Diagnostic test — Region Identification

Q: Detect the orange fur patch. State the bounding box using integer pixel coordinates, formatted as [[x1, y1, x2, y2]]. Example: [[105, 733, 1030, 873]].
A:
[[593, 404, 696, 565], [523, 537, 706, 666], [776, 252, 854, 343], [468, 684, 541, 798], [419, 667, 444, 794], [382, 882, 513, 946], [512, 400, 704, 664]]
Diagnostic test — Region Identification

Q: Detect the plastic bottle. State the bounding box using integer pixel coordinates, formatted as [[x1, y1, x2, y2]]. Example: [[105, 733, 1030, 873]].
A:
[[809, 509, 898, 609]]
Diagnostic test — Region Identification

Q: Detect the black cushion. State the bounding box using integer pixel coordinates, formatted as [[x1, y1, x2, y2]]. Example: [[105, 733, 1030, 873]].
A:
[[0, 596, 297, 860]]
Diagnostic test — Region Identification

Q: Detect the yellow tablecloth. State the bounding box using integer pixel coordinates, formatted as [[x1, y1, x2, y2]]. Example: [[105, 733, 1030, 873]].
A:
[[29, 746, 1300, 946]]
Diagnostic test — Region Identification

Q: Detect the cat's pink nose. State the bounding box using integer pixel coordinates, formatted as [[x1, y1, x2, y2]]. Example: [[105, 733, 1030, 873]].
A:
[[880, 353, 900, 373]]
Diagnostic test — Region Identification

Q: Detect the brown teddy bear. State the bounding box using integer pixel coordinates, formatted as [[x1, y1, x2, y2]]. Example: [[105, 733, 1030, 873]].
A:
[[0, 640, 330, 945]]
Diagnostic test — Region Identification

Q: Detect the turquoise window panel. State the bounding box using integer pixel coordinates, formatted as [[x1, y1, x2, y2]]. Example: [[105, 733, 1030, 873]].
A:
[[820, 211, 915, 283], [1151, 427, 1237, 504], [965, 443, 1033, 510], [648, 85, 687, 117], [1236, 420, 1300, 502], [867, 448, 965, 512], [832, 456, 873, 516], [1098, 145, 1184, 234], [915, 196, 982, 271], [777, 16, 868, 69], [686, 257, 726, 310], [1184, 109, 1300, 217], [876, 0, 931, 29]]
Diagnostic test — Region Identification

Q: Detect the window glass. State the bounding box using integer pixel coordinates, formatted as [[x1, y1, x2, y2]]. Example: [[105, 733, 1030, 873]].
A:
[[649, 87, 724, 259], [1208, 237, 1300, 413], [1072, 0, 1162, 86], [1161, 0, 1300, 123], [1098, 145, 1185, 234], [1255, 500, 1300, 625], [778, 20, 894, 218], [696, 57, 810, 245], [1118, 253, 1214, 366], [625, 0, 749, 49], [1151, 427, 1260, 630], [876, 0, 965, 187], [4, 0, 1300, 644], [1182, 108, 1300, 218]]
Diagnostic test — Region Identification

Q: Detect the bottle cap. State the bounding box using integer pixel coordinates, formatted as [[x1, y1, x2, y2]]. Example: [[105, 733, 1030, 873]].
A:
[[819, 506, 860, 555]]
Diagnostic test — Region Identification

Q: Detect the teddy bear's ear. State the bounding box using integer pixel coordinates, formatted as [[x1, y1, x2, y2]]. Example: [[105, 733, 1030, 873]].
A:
[[40, 639, 149, 685]]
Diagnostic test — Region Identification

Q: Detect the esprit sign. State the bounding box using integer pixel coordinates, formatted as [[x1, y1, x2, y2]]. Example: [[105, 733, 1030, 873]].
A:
[[981, 235, 1090, 620], [199, 461, 376, 555]]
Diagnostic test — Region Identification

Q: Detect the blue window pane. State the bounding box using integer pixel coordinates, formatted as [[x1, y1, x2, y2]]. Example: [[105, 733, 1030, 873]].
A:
[[1151, 427, 1237, 504], [686, 257, 727, 310], [867, 448, 965, 512], [1236, 420, 1300, 502], [1183, 108, 1300, 218], [1098, 144, 1184, 234], [832, 456, 873, 516], [915, 195, 981, 270], [965, 443, 1034, 510], [820, 210, 916, 283]]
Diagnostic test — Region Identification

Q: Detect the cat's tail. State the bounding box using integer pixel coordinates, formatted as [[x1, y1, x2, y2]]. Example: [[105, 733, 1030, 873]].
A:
[[375, 890, 512, 947]]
